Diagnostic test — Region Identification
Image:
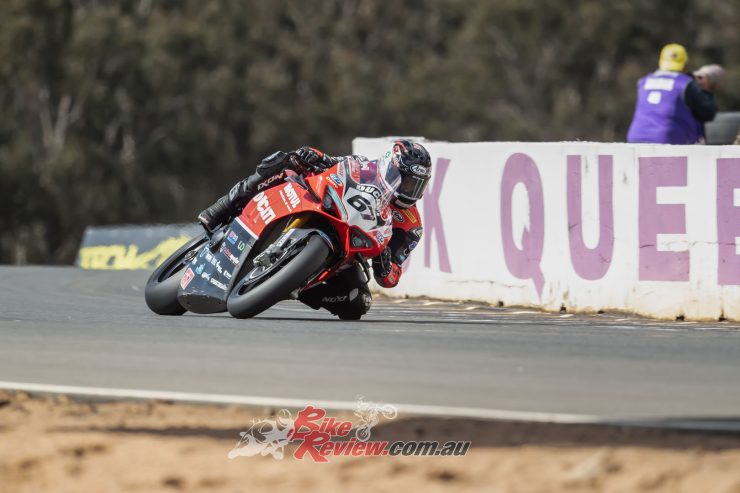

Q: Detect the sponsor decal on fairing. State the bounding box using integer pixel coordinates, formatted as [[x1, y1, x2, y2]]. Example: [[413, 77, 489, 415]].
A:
[[283, 182, 301, 209], [180, 268, 195, 289], [209, 277, 228, 291], [336, 161, 346, 182], [253, 192, 276, 224], [221, 246, 240, 266]]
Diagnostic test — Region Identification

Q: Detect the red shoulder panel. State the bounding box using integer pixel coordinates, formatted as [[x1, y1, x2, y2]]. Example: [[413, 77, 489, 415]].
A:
[[389, 204, 422, 233]]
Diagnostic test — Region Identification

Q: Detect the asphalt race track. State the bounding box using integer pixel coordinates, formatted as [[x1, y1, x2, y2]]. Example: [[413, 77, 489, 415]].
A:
[[1, 267, 739, 428]]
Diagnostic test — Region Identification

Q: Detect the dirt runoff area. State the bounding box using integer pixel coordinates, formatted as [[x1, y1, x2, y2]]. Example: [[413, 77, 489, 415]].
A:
[[1, 391, 740, 493]]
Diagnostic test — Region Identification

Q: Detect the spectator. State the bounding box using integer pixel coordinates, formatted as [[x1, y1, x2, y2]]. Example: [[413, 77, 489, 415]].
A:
[[694, 64, 731, 144], [627, 44, 717, 144], [693, 64, 726, 93]]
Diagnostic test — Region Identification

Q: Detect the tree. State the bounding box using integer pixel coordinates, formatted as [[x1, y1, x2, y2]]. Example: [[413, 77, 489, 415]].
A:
[[0, 0, 737, 263]]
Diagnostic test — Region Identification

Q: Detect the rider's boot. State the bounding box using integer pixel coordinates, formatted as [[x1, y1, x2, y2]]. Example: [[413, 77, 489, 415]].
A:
[[198, 153, 290, 233], [197, 194, 236, 233], [298, 264, 372, 320]]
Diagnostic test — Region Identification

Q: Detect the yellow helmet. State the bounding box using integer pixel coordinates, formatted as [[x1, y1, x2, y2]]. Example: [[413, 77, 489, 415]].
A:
[[659, 43, 688, 72]]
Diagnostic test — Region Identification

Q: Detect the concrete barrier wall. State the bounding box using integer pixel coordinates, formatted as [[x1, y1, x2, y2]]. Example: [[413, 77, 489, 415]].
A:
[[354, 138, 740, 321]]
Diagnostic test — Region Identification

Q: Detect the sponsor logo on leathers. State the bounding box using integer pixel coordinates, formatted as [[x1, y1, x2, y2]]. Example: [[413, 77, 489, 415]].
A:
[[257, 172, 285, 190], [321, 295, 347, 303]]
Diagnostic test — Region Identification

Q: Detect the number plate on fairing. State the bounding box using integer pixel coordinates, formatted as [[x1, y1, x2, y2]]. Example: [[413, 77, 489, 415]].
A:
[[339, 161, 393, 246]]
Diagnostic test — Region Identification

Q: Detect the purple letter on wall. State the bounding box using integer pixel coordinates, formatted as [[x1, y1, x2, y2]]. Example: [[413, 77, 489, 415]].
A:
[[567, 155, 614, 280], [423, 157, 452, 272], [639, 156, 689, 281], [717, 158, 740, 285], [501, 153, 545, 297]]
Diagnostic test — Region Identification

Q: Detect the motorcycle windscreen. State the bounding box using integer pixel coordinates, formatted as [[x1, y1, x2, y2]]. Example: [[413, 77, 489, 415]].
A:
[[341, 158, 396, 233], [177, 218, 257, 314]]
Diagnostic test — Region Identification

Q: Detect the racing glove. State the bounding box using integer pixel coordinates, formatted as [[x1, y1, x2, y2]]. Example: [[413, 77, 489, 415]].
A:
[[295, 146, 331, 172], [372, 247, 402, 288]]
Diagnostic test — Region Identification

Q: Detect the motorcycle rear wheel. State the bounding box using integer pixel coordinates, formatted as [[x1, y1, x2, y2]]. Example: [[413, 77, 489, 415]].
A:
[[227, 234, 330, 319], [144, 233, 208, 315]]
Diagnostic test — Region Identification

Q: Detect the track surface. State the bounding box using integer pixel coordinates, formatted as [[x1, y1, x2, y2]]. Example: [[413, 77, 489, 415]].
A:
[[1, 267, 739, 423]]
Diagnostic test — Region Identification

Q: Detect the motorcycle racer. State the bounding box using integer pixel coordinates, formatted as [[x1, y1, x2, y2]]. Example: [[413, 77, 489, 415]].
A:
[[197, 140, 432, 320]]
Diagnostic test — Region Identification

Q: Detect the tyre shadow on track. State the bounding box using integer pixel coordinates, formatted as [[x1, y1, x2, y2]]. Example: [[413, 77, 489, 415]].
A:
[[183, 314, 500, 326]]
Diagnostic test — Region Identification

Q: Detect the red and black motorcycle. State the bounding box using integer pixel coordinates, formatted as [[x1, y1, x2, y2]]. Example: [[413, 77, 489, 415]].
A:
[[144, 152, 398, 319]]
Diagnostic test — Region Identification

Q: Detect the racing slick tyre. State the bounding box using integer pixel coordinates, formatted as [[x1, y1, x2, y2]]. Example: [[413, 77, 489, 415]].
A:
[[337, 312, 363, 321], [145, 233, 209, 315], [227, 234, 330, 319]]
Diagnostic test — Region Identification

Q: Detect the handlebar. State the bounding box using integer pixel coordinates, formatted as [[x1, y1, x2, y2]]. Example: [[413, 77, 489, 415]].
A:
[[287, 152, 318, 174]]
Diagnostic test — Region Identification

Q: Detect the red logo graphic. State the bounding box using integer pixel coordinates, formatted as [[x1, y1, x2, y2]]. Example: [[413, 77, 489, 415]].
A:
[[180, 268, 195, 289]]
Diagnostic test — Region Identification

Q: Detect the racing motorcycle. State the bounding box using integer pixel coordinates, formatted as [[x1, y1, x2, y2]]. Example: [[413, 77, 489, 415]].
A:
[[144, 152, 396, 319]]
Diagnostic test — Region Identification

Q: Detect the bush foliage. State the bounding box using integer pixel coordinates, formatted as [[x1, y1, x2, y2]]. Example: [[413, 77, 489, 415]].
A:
[[1, 0, 738, 263]]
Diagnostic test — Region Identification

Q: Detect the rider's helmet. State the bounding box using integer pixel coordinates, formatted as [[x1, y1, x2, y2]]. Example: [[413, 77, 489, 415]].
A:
[[380, 140, 432, 208]]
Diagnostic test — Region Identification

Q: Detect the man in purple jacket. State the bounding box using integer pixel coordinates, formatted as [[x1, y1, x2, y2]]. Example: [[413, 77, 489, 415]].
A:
[[627, 44, 717, 144]]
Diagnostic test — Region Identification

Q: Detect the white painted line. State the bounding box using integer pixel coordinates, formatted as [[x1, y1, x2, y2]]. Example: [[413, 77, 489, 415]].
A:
[[2, 381, 739, 431], [0, 381, 601, 424]]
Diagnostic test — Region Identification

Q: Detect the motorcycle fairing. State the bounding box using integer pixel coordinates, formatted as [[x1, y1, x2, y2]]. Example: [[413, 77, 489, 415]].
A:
[[237, 162, 392, 259], [177, 217, 258, 314]]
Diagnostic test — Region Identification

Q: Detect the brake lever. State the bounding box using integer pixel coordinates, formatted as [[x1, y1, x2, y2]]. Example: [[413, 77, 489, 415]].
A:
[[288, 153, 314, 173]]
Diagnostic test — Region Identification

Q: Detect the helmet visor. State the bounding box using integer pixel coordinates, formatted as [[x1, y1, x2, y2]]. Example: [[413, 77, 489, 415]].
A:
[[396, 173, 428, 203], [377, 154, 402, 194]]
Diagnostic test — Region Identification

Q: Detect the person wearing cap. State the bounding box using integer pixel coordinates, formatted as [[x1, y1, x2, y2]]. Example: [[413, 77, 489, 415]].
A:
[[627, 44, 717, 144]]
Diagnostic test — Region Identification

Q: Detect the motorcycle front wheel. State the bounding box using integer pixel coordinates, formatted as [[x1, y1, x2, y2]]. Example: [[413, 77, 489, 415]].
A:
[[227, 234, 330, 319]]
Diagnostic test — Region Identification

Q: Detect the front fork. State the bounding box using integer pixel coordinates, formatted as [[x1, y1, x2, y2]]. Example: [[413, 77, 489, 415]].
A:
[[253, 214, 335, 271]]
